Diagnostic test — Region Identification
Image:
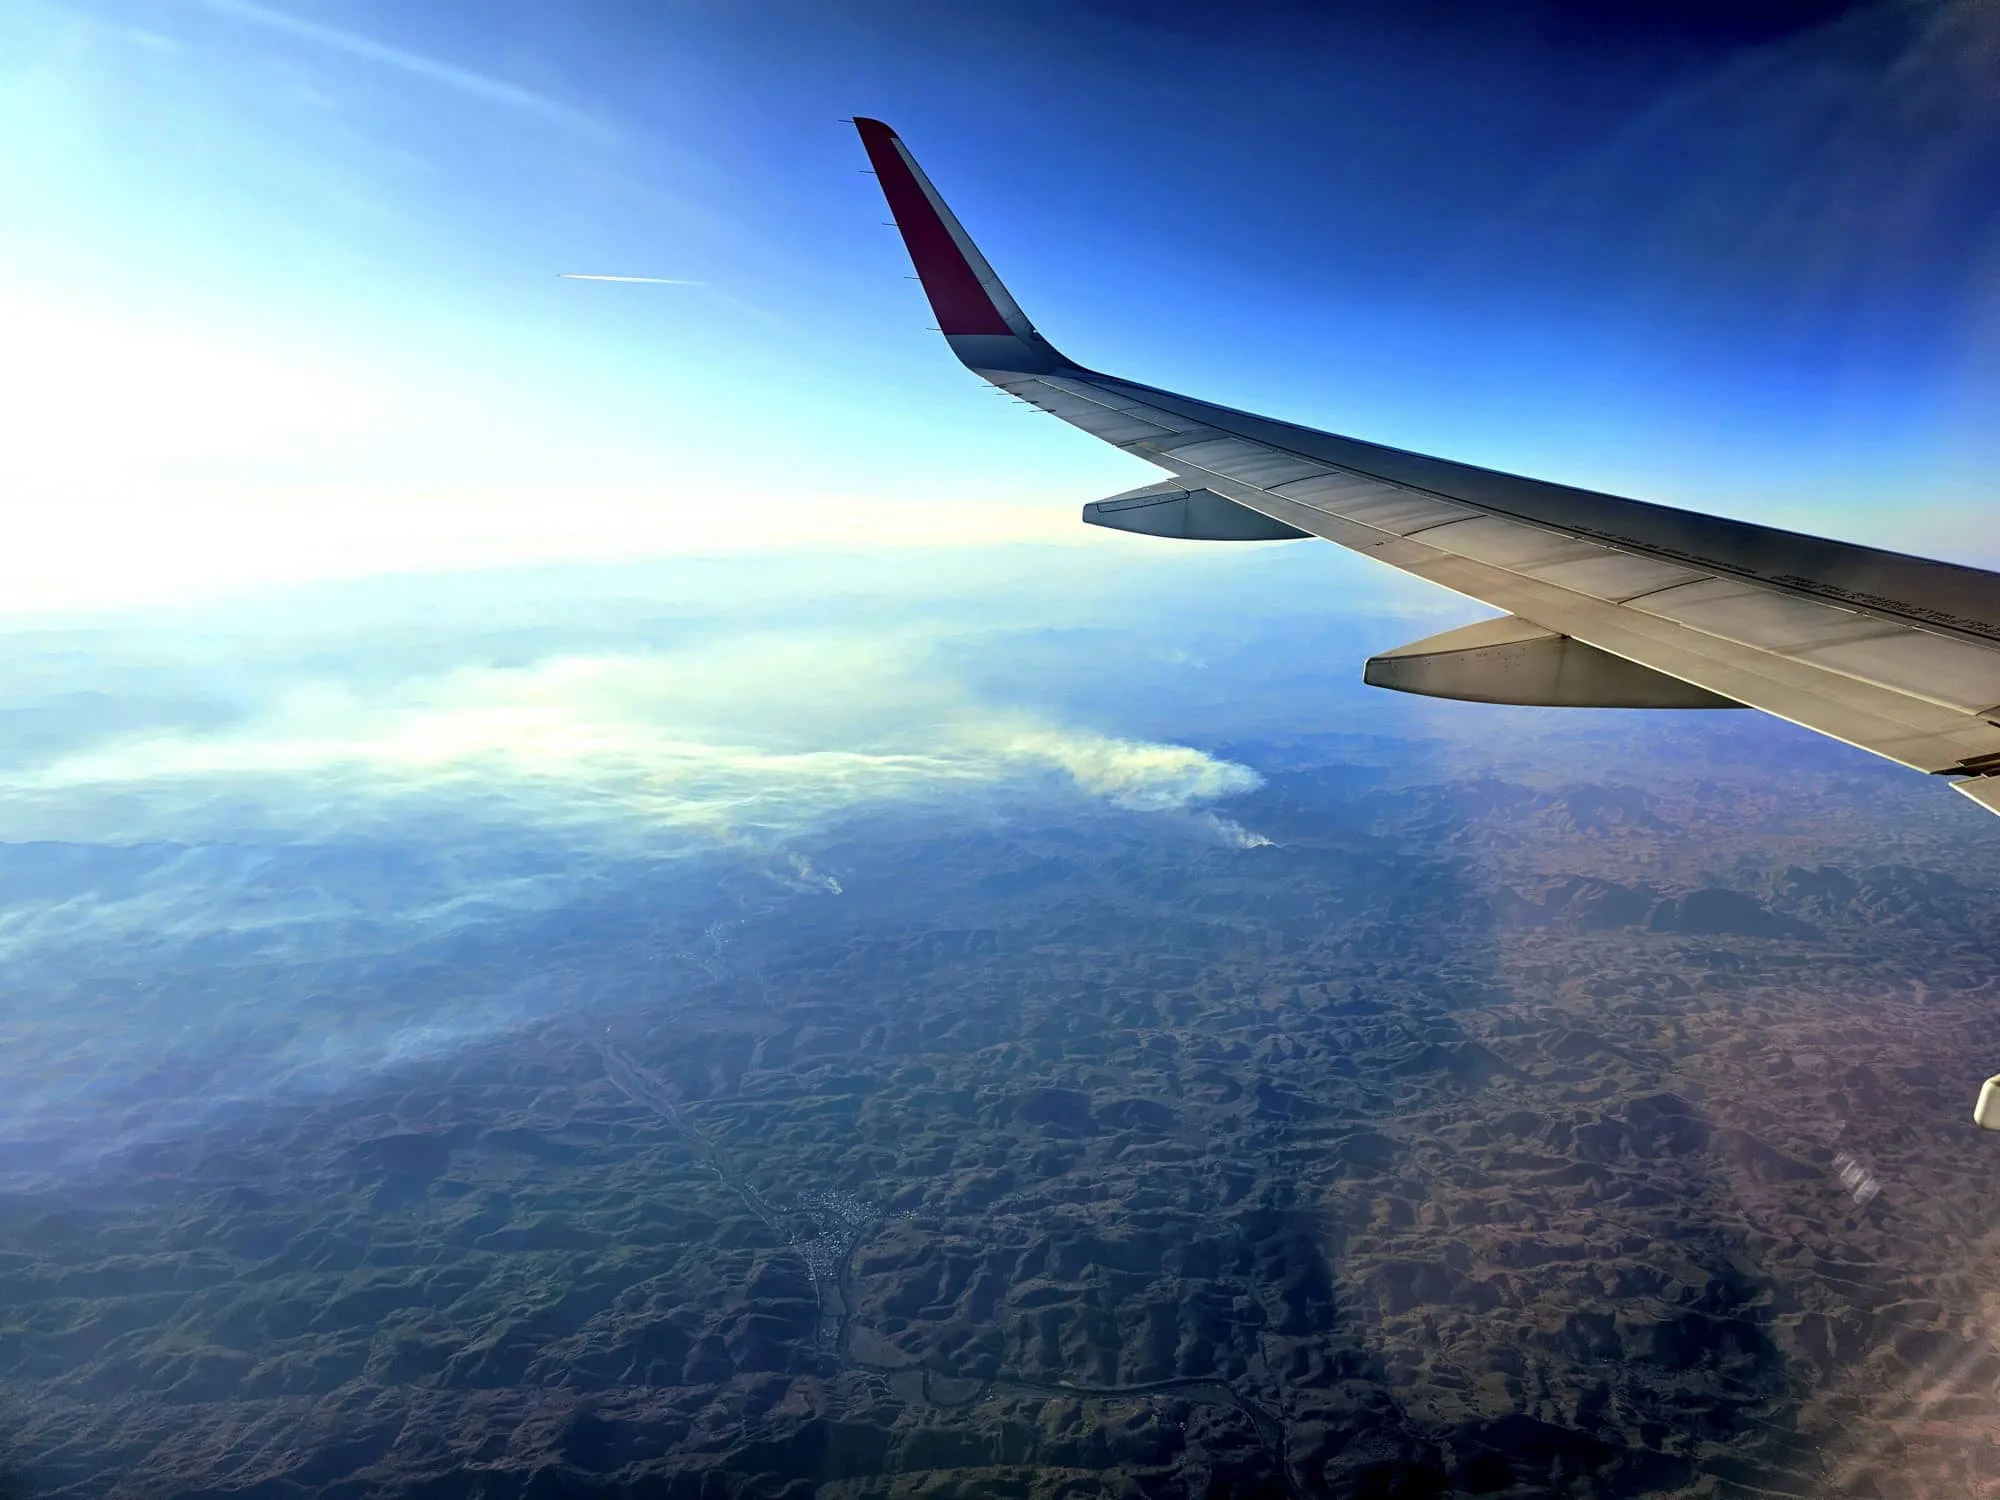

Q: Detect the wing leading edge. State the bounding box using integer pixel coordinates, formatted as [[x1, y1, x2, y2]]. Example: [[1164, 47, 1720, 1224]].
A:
[[853, 117, 2000, 816]]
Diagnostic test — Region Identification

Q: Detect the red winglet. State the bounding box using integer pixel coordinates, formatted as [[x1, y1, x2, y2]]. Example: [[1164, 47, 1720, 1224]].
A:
[[855, 118, 1014, 338]]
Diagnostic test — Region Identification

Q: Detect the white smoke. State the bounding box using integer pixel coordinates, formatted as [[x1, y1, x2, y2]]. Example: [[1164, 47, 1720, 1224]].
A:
[[1007, 728, 1261, 811], [1201, 812, 1275, 849], [0, 637, 1262, 853], [780, 852, 843, 895]]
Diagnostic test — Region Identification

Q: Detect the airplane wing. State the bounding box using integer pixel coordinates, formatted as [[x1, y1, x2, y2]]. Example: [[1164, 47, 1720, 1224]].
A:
[[853, 118, 2000, 817]]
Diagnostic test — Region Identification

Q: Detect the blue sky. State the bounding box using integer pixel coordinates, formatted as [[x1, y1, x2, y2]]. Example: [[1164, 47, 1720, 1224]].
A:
[[1, 0, 1994, 611]]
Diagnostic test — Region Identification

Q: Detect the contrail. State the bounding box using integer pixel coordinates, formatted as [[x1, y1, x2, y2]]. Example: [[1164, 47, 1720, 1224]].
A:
[[193, 0, 607, 135], [558, 274, 699, 284]]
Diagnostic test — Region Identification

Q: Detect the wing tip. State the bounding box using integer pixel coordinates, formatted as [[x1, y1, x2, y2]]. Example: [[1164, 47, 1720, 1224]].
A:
[[851, 115, 1071, 374], [853, 115, 1016, 343]]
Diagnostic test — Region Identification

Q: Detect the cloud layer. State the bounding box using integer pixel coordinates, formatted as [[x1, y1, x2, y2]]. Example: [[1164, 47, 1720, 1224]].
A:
[[0, 555, 1296, 1165], [6, 635, 1261, 851]]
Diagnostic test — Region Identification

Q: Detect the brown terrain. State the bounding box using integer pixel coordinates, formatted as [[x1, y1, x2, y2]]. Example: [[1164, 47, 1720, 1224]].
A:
[[3, 716, 1999, 1498]]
